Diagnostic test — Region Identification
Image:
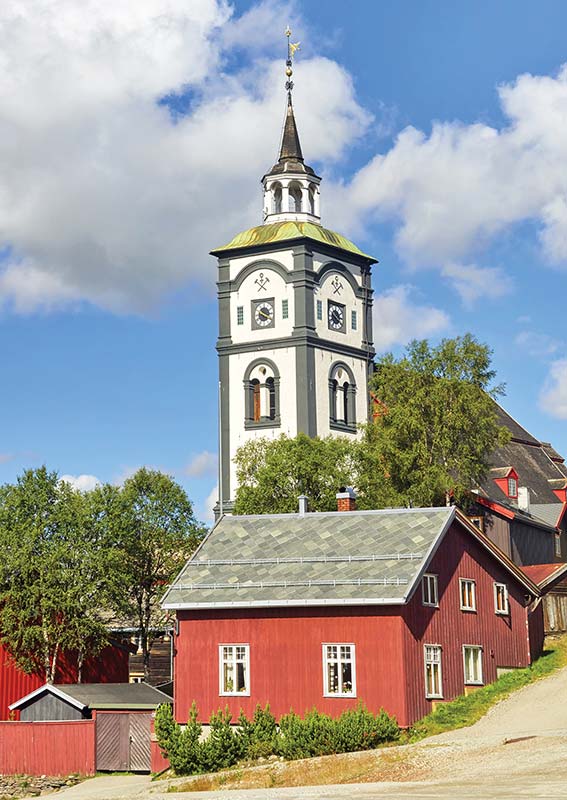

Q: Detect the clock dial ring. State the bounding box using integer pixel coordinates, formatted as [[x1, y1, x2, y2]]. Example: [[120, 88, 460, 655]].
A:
[[327, 301, 345, 332], [252, 298, 275, 328]]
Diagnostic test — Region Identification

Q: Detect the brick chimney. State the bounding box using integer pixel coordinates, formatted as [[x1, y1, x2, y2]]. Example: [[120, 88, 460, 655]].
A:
[[336, 487, 356, 512]]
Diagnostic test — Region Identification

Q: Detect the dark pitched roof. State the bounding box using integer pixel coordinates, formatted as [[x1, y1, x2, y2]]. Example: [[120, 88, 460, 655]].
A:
[[10, 682, 172, 712], [478, 401, 567, 507], [162, 507, 538, 610], [264, 93, 318, 178]]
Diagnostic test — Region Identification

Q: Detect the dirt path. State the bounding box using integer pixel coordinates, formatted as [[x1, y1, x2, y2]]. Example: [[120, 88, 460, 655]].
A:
[[25, 666, 567, 800]]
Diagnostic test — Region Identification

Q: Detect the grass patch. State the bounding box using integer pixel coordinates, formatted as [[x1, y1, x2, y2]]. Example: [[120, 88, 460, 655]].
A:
[[410, 634, 567, 740]]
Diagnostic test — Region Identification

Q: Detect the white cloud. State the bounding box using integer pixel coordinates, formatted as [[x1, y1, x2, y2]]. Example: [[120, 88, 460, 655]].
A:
[[515, 330, 562, 357], [0, 1, 370, 314], [372, 285, 450, 352], [185, 450, 218, 478], [331, 64, 567, 303], [539, 359, 567, 419], [440, 263, 513, 308], [202, 484, 218, 523], [60, 473, 101, 492]]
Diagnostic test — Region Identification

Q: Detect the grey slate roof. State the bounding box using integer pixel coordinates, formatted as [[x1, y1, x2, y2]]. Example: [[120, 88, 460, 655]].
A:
[[530, 504, 564, 528], [163, 508, 455, 609]]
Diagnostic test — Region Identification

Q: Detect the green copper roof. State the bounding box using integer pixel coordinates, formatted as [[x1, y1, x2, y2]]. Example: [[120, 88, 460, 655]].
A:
[[211, 221, 376, 262]]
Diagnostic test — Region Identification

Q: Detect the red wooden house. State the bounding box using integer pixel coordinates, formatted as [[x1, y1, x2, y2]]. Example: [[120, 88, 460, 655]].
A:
[[163, 500, 543, 728], [0, 640, 130, 720]]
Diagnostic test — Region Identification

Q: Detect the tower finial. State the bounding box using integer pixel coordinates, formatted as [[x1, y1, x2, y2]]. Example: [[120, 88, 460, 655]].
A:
[[284, 25, 300, 95]]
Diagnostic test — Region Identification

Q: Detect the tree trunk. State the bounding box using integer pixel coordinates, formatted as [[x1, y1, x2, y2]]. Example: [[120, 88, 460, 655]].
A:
[[77, 648, 84, 684]]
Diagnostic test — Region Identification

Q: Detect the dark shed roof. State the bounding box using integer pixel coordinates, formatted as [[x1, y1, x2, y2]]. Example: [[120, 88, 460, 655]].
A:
[[10, 683, 172, 712]]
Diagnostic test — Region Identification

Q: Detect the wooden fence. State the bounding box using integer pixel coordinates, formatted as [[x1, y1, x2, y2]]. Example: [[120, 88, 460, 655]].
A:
[[0, 720, 96, 776]]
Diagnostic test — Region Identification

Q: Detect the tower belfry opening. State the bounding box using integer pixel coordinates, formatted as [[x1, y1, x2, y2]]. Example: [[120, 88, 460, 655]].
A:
[[211, 28, 377, 516]]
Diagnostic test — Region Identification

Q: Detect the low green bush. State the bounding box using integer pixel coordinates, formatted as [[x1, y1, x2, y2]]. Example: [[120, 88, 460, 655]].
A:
[[156, 701, 400, 775]]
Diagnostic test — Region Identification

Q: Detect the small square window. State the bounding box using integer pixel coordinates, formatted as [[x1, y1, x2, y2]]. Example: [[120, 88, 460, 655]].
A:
[[282, 299, 289, 319], [424, 644, 442, 698], [463, 645, 483, 685], [507, 477, 518, 497], [323, 643, 356, 696], [460, 579, 476, 611], [316, 299, 323, 321], [494, 583, 509, 615], [351, 310, 357, 330], [219, 644, 250, 695], [237, 306, 244, 325], [422, 574, 438, 607]]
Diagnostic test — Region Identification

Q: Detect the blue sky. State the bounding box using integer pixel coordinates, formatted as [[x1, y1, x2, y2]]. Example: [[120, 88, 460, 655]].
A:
[[1, 0, 566, 521]]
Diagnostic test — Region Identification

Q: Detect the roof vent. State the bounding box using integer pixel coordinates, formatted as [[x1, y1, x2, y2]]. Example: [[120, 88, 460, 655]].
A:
[[336, 487, 356, 512], [517, 486, 530, 513], [298, 495, 309, 516]]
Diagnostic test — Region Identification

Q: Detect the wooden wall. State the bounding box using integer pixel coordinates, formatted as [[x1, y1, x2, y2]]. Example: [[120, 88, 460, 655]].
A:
[[0, 721, 96, 776], [0, 642, 130, 720], [174, 522, 537, 729], [402, 522, 535, 723]]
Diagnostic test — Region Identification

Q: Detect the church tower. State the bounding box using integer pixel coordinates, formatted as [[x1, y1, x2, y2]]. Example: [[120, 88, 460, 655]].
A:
[[211, 31, 376, 513]]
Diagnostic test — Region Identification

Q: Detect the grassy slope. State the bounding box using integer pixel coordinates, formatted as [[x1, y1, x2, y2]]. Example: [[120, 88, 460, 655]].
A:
[[165, 634, 567, 793]]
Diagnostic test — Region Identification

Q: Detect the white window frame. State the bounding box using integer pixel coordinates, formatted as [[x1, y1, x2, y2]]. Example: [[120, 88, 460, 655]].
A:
[[422, 574, 439, 607], [459, 578, 477, 612], [494, 582, 509, 615], [219, 644, 250, 696], [507, 476, 518, 497], [463, 645, 484, 685], [424, 644, 443, 699], [322, 643, 357, 697], [555, 532, 562, 558]]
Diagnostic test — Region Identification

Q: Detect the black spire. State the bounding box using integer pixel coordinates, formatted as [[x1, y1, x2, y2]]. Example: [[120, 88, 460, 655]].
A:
[[279, 92, 304, 162]]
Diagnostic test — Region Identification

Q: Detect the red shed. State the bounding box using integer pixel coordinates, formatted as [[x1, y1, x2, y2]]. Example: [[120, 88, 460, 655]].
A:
[[163, 506, 542, 728]]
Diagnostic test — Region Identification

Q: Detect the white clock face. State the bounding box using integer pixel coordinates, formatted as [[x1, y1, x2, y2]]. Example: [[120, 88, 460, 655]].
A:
[[254, 301, 274, 327], [328, 302, 345, 331]]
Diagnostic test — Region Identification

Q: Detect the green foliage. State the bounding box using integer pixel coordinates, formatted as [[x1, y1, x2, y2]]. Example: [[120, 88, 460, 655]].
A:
[[104, 467, 206, 679], [238, 704, 278, 759], [155, 703, 400, 776], [0, 467, 116, 681], [200, 708, 244, 772], [364, 335, 510, 508], [233, 433, 357, 514]]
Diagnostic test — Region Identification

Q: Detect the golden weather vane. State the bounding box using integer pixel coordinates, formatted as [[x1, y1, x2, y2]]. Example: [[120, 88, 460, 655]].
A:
[[284, 26, 301, 93]]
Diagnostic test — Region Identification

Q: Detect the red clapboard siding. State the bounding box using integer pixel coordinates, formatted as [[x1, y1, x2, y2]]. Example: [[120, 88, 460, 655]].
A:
[[175, 606, 408, 725], [0, 642, 129, 720], [402, 522, 535, 723], [174, 521, 539, 729], [0, 721, 96, 776]]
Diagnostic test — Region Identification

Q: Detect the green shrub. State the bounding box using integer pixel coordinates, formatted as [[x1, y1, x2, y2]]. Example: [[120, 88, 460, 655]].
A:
[[336, 703, 400, 752], [171, 702, 203, 775], [200, 708, 244, 772], [154, 703, 179, 761], [276, 710, 311, 760], [238, 704, 278, 759]]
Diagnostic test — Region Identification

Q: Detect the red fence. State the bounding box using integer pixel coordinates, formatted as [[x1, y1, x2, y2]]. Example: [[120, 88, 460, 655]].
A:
[[0, 721, 96, 776]]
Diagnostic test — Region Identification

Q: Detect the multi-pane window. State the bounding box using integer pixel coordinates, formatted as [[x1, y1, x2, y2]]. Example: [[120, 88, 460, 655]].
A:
[[460, 579, 476, 611], [463, 646, 483, 685], [351, 310, 357, 330], [494, 583, 509, 615], [323, 644, 356, 696], [507, 477, 518, 497], [424, 645, 442, 698], [422, 574, 438, 607], [555, 533, 562, 558], [282, 299, 289, 319], [316, 299, 323, 320], [219, 645, 249, 695], [237, 306, 244, 325]]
